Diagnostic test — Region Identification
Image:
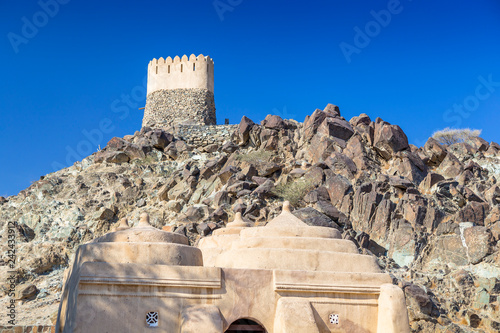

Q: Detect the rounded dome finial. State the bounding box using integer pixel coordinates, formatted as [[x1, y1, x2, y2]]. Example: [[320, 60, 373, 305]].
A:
[[226, 211, 250, 228], [234, 212, 243, 221], [137, 212, 152, 228], [116, 218, 130, 231], [283, 201, 291, 213]]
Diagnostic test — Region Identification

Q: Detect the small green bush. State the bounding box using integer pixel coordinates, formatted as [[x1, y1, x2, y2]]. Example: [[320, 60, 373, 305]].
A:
[[235, 150, 273, 163], [131, 155, 157, 166], [273, 179, 315, 206], [432, 128, 482, 145]]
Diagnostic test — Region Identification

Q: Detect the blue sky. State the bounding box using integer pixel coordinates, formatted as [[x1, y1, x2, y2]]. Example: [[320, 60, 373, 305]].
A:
[[1, 0, 499, 197]]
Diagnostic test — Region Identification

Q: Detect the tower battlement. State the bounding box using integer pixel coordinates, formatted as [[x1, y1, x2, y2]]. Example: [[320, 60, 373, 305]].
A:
[[143, 54, 216, 129], [147, 54, 214, 95]]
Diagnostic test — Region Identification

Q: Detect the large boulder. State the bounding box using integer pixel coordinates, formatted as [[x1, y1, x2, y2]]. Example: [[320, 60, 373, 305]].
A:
[[350, 113, 374, 145], [104, 137, 150, 160], [349, 113, 371, 127], [323, 103, 341, 117], [292, 207, 339, 229], [437, 153, 464, 179], [484, 185, 500, 206], [123, 143, 147, 160], [252, 179, 275, 198], [303, 109, 328, 141], [419, 172, 445, 192], [184, 205, 210, 222], [217, 165, 239, 184], [350, 182, 384, 232], [457, 201, 489, 225], [324, 174, 353, 208], [400, 197, 428, 228], [305, 134, 338, 164], [260, 128, 280, 151], [468, 136, 489, 151], [424, 225, 493, 267], [463, 226, 493, 264], [303, 186, 331, 203], [485, 142, 500, 156], [373, 119, 410, 160], [261, 114, 285, 129], [315, 200, 347, 225], [344, 135, 373, 172], [15, 284, 38, 300], [317, 117, 354, 142], [303, 166, 324, 187], [236, 116, 255, 145], [423, 137, 447, 167], [371, 198, 395, 243], [403, 283, 434, 319], [213, 191, 231, 207], [146, 129, 173, 149], [448, 142, 476, 158], [394, 152, 428, 185], [388, 219, 416, 267], [324, 152, 357, 180], [107, 137, 129, 150]]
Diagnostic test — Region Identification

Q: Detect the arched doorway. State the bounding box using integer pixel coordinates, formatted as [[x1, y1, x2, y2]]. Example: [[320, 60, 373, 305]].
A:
[[225, 318, 266, 333]]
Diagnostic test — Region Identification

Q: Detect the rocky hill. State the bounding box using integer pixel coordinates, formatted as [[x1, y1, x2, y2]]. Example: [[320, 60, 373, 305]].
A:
[[1, 104, 499, 332]]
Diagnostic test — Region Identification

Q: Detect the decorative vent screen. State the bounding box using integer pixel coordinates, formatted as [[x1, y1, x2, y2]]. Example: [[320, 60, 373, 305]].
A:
[[146, 312, 159, 327], [329, 314, 339, 325]]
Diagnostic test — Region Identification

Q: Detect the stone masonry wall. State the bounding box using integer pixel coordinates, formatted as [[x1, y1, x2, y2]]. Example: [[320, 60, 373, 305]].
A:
[[174, 124, 238, 146], [143, 88, 216, 129]]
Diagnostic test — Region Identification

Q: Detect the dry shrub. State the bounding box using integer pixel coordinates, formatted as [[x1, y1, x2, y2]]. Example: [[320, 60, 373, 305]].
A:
[[273, 179, 315, 206], [235, 150, 273, 163], [432, 128, 482, 145]]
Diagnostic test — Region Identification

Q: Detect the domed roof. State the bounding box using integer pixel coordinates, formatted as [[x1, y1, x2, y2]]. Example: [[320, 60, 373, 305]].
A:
[[240, 201, 341, 239], [265, 201, 309, 228], [202, 201, 378, 272], [93, 213, 189, 245], [212, 212, 252, 236]]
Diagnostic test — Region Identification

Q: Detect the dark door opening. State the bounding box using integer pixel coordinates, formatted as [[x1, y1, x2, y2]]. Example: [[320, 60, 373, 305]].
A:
[[225, 318, 266, 333]]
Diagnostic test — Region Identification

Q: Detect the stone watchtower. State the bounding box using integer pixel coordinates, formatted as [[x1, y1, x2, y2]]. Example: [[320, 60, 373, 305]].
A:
[[142, 54, 216, 129]]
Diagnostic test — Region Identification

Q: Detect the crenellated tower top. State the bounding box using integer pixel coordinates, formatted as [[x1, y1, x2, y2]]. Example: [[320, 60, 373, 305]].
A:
[[147, 54, 214, 95]]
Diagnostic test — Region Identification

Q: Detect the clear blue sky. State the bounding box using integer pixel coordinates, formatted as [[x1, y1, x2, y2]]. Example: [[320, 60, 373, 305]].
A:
[[1, 0, 499, 197]]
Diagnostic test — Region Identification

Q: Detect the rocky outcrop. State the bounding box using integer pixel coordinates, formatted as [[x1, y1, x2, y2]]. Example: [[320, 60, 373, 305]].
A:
[[1, 103, 499, 331]]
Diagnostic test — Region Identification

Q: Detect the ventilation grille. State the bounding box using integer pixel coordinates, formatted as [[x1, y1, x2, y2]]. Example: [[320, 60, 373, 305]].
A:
[[146, 312, 159, 327], [329, 314, 339, 325]]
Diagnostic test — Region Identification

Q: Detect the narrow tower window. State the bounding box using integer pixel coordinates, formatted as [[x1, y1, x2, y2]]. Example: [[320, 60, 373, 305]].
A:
[[193, 63, 196, 71], [168, 65, 170, 74], [155, 66, 158, 74], [181, 64, 183, 72]]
